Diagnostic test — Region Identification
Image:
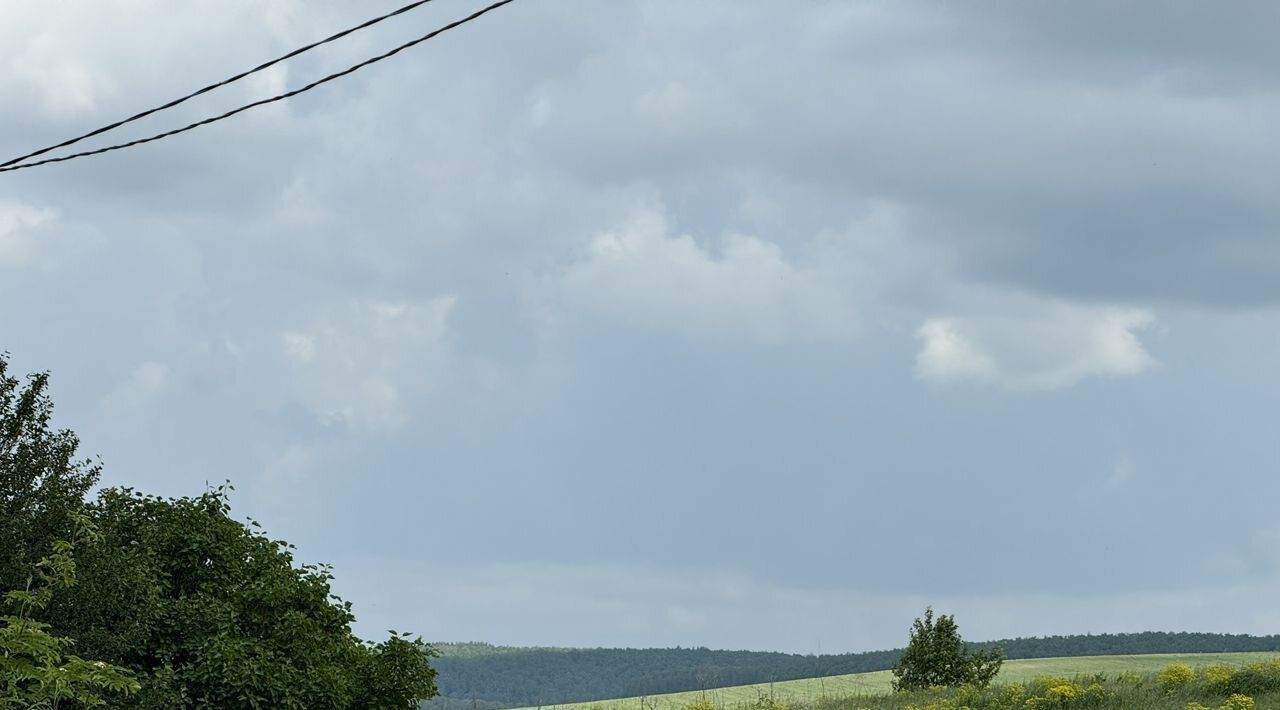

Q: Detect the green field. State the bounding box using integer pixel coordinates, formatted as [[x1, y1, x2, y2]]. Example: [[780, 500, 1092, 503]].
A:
[[517, 653, 1280, 710]]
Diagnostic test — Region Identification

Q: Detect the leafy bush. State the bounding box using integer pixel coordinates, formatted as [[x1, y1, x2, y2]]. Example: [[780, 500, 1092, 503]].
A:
[[1027, 676, 1071, 696], [892, 608, 1004, 691], [1021, 679, 1107, 709], [0, 516, 139, 707], [0, 354, 101, 594], [1199, 665, 1237, 693], [1226, 660, 1280, 696], [47, 485, 438, 709], [992, 682, 1026, 709], [1222, 694, 1255, 710], [2, 355, 440, 709], [1114, 670, 1142, 687], [1159, 663, 1196, 690], [1191, 695, 1258, 710]]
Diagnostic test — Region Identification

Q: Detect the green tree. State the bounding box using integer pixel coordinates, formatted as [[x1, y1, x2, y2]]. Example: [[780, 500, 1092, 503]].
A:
[[0, 353, 101, 593], [0, 514, 140, 707], [891, 607, 1004, 691], [0, 354, 438, 708], [49, 485, 438, 709]]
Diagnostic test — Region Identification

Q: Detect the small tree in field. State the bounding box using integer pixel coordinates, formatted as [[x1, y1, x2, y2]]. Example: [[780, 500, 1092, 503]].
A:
[[891, 607, 1004, 691]]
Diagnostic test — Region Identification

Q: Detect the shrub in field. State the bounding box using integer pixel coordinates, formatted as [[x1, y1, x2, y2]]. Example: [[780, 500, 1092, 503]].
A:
[[1159, 663, 1196, 690], [685, 696, 717, 710], [891, 608, 1004, 691], [1199, 664, 1237, 693], [1044, 683, 1082, 702], [1028, 684, 1106, 709], [993, 685, 1024, 710], [1114, 670, 1142, 687], [1027, 677, 1072, 696], [1190, 695, 1258, 710], [1226, 659, 1280, 695], [999, 681, 1026, 705]]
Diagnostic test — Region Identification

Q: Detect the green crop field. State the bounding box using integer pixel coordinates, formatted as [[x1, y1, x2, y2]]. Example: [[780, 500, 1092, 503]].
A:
[[515, 653, 1280, 710]]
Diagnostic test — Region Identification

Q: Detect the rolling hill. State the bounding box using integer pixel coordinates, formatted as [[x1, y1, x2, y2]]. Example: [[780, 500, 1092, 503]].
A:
[[425, 633, 1280, 709], [511, 653, 1280, 710]]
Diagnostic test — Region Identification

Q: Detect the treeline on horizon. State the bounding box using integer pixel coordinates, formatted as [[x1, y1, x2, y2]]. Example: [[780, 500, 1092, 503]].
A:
[[424, 632, 1280, 709]]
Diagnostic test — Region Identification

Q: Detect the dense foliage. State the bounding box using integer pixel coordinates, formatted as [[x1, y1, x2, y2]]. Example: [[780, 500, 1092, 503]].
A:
[[1, 515, 140, 707], [43, 485, 438, 709], [891, 608, 1003, 691], [427, 634, 1280, 708], [0, 353, 439, 709], [0, 356, 100, 594]]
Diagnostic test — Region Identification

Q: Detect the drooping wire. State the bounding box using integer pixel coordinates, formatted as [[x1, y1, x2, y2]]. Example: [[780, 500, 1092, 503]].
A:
[[0, 0, 515, 173], [0, 0, 445, 169]]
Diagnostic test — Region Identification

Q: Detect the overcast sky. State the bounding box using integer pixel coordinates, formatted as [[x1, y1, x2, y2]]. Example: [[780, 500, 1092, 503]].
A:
[[3, 0, 1280, 654]]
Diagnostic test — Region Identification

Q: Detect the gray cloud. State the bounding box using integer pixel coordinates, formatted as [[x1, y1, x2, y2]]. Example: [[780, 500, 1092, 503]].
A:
[[332, 559, 1280, 652], [2, 1, 1278, 650]]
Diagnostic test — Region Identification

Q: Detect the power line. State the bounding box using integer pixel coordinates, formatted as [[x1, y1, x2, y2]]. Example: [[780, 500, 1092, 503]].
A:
[[0, 0, 443, 169], [1, 0, 516, 174]]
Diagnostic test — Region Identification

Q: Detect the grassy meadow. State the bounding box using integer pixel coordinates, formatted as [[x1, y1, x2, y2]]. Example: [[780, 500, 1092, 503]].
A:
[[517, 653, 1280, 710]]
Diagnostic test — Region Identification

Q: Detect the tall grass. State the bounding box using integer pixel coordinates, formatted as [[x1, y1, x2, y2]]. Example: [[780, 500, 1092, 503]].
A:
[[530, 654, 1280, 710], [659, 659, 1280, 710]]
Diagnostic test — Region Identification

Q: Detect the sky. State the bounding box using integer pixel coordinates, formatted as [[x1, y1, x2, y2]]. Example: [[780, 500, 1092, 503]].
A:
[[2, 0, 1280, 654]]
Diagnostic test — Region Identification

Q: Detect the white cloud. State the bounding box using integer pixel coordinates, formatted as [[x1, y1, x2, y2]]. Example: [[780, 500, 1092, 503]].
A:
[[557, 210, 857, 343], [8, 32, 112, 117], [263, 442, 317, 484], [0, 1, 321, 122], [98, 360, 172, 415], [279, 297, 456, 433], [916, 305, 1157, 389], [0, 200, 55, 267]]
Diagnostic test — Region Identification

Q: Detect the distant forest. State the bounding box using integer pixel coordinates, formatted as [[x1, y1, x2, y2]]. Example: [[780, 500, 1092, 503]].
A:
[[424, 632, 1280, 709]]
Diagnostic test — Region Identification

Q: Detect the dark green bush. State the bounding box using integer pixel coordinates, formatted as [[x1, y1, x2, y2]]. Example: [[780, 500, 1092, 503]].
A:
[[48, 485, 438, 708], [892, 608, 1004, 691], [1225, 660, 1280, 696], [3, 353, 439, 708]]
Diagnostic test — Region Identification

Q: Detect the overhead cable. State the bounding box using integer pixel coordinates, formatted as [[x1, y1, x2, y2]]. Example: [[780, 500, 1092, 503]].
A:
[[1, 0, 515, 173], [0, 0, 444, 169]]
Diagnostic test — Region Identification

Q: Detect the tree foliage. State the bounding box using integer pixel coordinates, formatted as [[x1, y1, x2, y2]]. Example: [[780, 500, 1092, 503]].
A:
[[0, 353, 101, 593], [0, 514, 140, 707], [48, 485, 439, 709], [1, 353, 438, 709], [892, 607, 1004, 691]]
